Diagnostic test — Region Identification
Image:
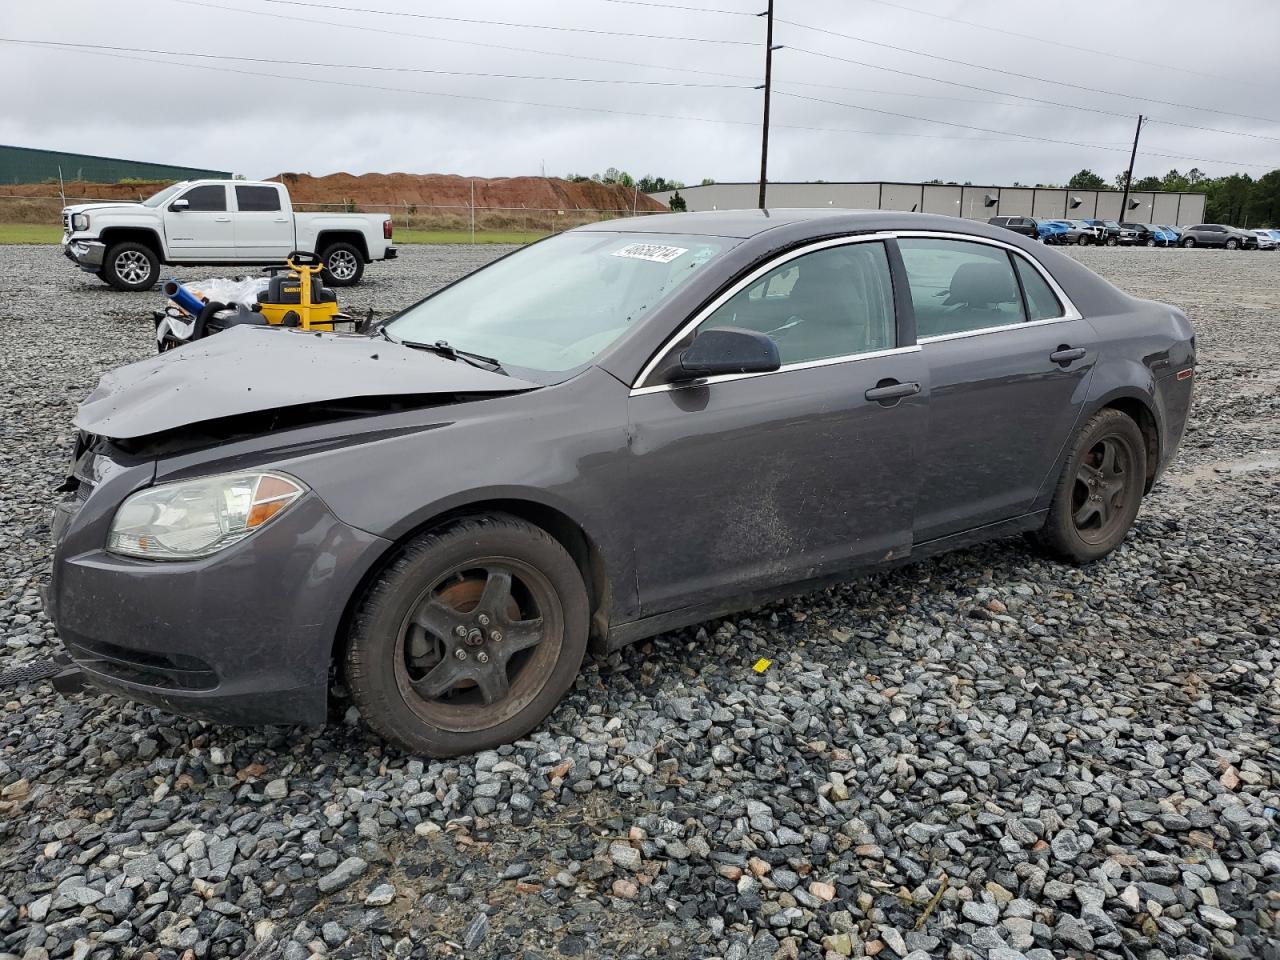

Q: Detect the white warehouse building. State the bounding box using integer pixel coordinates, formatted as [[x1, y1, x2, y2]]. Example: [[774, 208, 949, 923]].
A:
[[647, 181, 1207, 226]]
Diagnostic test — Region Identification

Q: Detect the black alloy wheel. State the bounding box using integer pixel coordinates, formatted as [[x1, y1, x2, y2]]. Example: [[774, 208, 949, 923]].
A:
[[1036, 408, 1147, 563], [345, 514, 588, 755]]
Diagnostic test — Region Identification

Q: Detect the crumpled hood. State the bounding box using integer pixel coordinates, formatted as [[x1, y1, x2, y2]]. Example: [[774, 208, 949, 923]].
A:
[[76, 326, 538, 439]]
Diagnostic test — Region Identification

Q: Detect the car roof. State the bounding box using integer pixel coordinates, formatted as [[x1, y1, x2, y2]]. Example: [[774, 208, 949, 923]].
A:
[[574, 208, 1037, 240]]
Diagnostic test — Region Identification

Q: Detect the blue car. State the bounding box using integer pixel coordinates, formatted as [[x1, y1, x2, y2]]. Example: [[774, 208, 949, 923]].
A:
[[1037, 220, 1071, 244]]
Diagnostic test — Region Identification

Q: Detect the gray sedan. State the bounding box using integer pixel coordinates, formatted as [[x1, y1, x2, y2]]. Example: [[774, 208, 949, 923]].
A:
[[49, 210, 1196, 756]]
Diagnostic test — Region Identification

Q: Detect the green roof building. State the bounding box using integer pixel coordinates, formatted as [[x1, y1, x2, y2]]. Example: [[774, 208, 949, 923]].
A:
[[0, 144, 231, 184]]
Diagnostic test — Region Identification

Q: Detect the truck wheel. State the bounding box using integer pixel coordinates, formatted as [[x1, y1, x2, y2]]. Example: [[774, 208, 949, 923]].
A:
[[102, 242, 159, 291], [321, 242, 364, 286], [344, 514, 589, 756]]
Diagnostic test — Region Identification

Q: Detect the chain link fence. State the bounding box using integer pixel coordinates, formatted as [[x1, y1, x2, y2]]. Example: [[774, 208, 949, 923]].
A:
[[0, 193, 665, 239]]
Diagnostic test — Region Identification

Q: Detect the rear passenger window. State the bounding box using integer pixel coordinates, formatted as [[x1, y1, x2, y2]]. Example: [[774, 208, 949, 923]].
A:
[[1013, 256, 1063, 321], [697, 241, 896, 365], [898, 238, 1025, 338], [236, 185, 282, 212], [179, 185, 227, 212]]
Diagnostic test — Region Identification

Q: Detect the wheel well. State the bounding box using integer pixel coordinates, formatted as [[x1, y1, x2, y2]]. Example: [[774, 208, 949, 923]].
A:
[[331, 500, 612, 669], [317, 231, 370, 262], [1103, 398, 1159, 491], [99, 228, 162, 258]]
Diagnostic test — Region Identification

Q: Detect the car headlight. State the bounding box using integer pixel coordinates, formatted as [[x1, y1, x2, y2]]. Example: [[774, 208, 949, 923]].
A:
[[107, 471, 306, 560], [71, 213, 90, 231]]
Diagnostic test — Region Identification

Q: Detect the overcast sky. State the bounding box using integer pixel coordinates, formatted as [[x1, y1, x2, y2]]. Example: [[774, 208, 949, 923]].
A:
[[3, 0, 1279, 187]]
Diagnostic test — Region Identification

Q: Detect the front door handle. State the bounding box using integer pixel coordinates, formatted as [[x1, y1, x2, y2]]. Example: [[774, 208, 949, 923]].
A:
[[865, 380, 921, 404], [214, 216, 231, 222], [1050, 346, 1087, 366]]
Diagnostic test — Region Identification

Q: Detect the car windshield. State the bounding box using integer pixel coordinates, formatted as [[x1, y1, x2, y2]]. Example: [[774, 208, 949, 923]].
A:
[[141, 183, 189, 207], [386, 231, 730, 374]]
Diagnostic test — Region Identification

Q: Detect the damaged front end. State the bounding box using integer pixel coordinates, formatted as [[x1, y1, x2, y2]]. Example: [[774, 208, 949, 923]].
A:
[[46, 325, 541, 724]]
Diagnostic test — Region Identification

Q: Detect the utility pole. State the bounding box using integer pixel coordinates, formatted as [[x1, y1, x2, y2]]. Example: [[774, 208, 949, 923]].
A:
[[1118, 115, 1144, 220], [757, 0, 776, 209]]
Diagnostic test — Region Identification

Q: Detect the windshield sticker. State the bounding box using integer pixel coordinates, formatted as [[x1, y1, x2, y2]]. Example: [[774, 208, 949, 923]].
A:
[[611, 242, 689, 264]]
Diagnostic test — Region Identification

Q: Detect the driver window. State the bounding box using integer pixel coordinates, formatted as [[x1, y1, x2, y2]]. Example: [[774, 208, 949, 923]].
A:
[[696, 242, 896, 365], [179, 185, 227, 212]]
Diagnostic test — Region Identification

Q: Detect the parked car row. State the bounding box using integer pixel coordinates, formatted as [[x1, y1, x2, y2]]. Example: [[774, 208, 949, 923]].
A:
[[989, 216, 1279, 250]]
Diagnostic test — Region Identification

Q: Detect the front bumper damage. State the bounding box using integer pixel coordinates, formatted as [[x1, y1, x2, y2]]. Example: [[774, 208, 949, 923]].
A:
[[62, 236, 106, 272], [47, 439, 392, 726]]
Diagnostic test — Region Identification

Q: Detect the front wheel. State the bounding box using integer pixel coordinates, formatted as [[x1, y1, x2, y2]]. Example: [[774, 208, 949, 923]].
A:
[[345, 514, 589, 756], [320, 242, 365, 286], [1182, 238, 1196, 248], [1036, 409, 1147, 564], [1076, 235, 1089, 245], [1145, 239, 1156, 247], [1225, 238, 1239, 250], [101, 241, 159, 291]]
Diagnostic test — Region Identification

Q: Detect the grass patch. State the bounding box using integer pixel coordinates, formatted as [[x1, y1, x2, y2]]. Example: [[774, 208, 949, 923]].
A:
[[0, 224, 62, 244]]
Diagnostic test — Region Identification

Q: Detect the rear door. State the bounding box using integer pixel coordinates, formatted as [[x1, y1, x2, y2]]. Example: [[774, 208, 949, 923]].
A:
[[896, 235, 1096, 543], [162, 184, 233, 259], [626, 236, 926, 615], [232, 184, 294, 260]]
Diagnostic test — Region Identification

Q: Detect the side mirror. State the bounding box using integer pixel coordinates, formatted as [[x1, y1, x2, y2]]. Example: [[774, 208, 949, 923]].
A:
[[670, 327, 780, 381], [169, 198, 190, 212]]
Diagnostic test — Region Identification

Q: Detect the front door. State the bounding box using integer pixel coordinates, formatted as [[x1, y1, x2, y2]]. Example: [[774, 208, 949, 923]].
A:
[[162, 184, 234, 259], [897, 236, 1096, 543], [627, 238, 926, 616], [233, 184, 294, 260]]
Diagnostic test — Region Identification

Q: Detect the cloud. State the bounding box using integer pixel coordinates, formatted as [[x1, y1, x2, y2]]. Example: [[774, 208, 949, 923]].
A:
[[3, 0, 1277, 186]]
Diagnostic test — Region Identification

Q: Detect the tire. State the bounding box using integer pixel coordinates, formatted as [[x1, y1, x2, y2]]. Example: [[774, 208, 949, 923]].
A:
[[1036, 409, 1147, 564], [345, 514, 589, 756], [1182, 238, 1196, 248], [1145, 239, 1156, 247], [1076, 235, 1089, 245], [320, 242, 365, 286], [101, 241, 159, 291], [1106, 237, 1118, 246], [1225, 238, 1239, 250]]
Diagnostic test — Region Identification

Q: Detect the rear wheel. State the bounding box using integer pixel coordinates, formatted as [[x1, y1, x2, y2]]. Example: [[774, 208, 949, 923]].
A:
[[345, 514, 589, 756], [320, 242, 365, 286], [1106, 237, 1119, 246], [1036, 409, 1147, 563], [102, 241, 159, 291]]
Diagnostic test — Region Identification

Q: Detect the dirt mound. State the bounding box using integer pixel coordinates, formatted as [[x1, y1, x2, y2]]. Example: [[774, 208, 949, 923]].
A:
[[276, 172, 666, 213]]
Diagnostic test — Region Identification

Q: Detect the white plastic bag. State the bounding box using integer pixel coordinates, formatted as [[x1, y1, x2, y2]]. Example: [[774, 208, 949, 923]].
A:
[[182, 276, 269, 309]]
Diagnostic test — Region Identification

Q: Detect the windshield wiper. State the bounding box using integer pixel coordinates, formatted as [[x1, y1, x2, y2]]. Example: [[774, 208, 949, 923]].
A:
[[397, 337, 505, 373]]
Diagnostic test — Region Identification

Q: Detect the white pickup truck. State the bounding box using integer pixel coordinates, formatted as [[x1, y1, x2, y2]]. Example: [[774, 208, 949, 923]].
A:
[[61, 179, 397, 291]]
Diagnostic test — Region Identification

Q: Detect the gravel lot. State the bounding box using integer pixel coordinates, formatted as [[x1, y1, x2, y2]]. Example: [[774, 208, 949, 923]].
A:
[[0, 244, 1277, 960]]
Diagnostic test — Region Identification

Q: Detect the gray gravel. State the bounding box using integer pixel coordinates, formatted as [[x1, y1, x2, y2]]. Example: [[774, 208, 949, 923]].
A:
[[0, 245, 1278, 959]]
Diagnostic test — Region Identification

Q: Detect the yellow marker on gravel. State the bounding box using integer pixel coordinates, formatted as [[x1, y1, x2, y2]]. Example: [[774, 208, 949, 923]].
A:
[[753, 658, 772, 673]]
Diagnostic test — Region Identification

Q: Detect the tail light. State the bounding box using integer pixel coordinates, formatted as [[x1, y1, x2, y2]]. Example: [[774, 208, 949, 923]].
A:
[[383, 218, 393, 240]]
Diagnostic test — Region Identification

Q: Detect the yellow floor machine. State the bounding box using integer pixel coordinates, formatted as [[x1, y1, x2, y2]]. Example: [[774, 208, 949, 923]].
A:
[[155, 251, 368, 351]]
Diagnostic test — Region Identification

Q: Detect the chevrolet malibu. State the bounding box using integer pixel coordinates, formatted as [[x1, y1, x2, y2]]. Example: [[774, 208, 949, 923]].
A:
[[48, 210, 1196, 756]]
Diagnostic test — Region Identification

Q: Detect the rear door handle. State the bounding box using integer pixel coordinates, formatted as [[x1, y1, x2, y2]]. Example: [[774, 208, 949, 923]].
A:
[[1050, 346, 1087, 365], [865, 380, 921, 403], [214, 216, 231, 222]]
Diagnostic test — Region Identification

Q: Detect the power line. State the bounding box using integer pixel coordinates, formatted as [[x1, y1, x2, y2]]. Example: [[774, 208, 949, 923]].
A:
[[777, 18, 1280, 127], [0, 37, 755, 89], [168, 0, 759, 82], [1, 40, 1104, 147], [785, 46, 1280, 145], [776, 91, 1280, 169], [848, 0, 1267, 91], [592, 0, 757, 14], [255, 0, 757, 44]]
